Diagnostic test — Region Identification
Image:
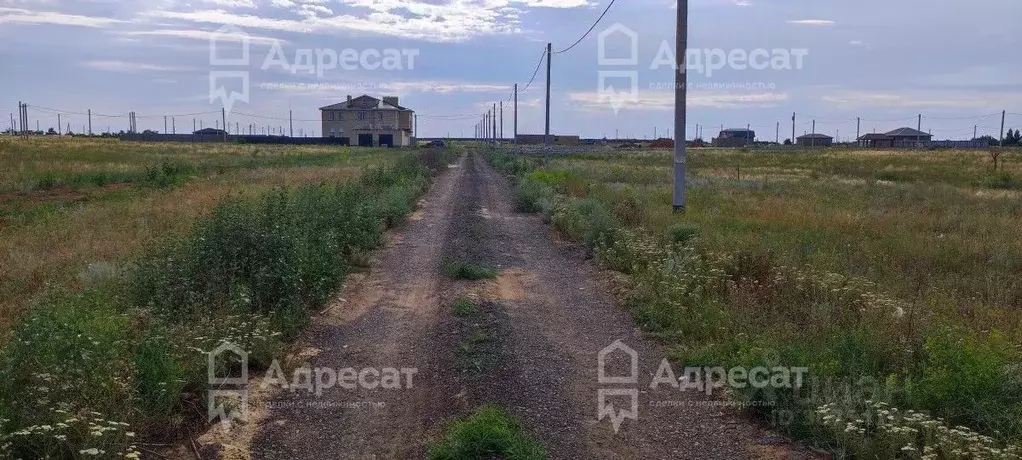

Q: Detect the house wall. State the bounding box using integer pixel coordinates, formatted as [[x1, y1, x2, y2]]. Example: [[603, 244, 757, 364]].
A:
[[321, 108, 413, 146]]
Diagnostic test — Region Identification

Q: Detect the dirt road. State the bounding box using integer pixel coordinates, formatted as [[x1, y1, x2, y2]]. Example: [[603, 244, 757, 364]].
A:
[[246, 152, 813, 459]]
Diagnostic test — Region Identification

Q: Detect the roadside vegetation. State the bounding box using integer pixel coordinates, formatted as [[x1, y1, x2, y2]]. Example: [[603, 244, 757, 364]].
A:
[[0, 137, 453, 458], [488, 147, 1022, 458], [0, 137, 393, 335], [427, 406, 548, 460]]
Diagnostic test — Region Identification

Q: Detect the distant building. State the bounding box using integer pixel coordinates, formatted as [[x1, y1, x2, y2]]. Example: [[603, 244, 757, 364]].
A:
[[796, 133, 834, 147], [713, 128, 755, 147], [319, 95, 414, 147], [515, 134, 580, 145], [193, 128, 227, 136], [857, 127, 933, 148]]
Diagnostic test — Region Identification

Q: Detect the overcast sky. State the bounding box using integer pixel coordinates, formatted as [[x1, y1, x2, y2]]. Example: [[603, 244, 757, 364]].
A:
[[2, 0, 1021, 139]]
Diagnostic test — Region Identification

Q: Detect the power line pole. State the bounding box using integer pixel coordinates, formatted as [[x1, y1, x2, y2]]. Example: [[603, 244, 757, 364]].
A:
[[173, 118, 176, 134], [8, 113, 13, 135], [289, 110, 294, 137], [1000, 110, 1006, 147], [221, 107, 227, 142], [492, 103, 497, 143], [775, 122, 779, 143], [791, 112, 795, 144], [974, 125, 977, 140], [164, 116, 168, 134], [88, 109, 92, 136], [58, 114, 61, 136], [856, 117, 861, 146], [513, 83, 518, 144], [917, 113, 922, 148], [499, 101, 503, 142], [545, 42, 552, 148], [673, 0, 688, 212]]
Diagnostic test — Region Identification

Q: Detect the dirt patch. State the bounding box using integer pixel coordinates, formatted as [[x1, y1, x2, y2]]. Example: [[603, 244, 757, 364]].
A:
[[484, 268, 532, 301]]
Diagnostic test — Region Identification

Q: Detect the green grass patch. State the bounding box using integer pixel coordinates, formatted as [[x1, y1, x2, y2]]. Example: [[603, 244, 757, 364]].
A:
[[444, 262, 498, 280], [427, 406, 547, 460], [452, 299, 479, 317]]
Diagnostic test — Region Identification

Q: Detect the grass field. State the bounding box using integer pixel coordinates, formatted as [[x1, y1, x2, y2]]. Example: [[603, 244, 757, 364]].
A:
[[0, 137, 395, 334], [491, 147, 1022, 458], [0, 137, 450, 458]]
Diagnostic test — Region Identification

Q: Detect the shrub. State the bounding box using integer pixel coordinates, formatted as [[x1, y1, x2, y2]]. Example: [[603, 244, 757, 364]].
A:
[[452, 299, 479, 317], [426, 406, 547, 460], [551, 198, 619, 250], [444, 263, 498, 280]]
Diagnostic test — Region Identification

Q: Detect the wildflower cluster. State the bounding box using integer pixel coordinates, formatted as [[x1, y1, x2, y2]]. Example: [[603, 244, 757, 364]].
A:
[[817, 401, 1022, 459]]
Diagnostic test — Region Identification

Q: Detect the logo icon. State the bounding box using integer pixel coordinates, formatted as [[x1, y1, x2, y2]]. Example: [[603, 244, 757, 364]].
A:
[[207, 342, 249, 425], [597, 340, 639, 433], [208, 25, 251, 114], [597, 23, 639, 115]]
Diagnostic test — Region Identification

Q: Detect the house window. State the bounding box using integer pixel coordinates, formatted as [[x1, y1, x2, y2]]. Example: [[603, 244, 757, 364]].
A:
[[329, 112, 334, 121], [358, 111, 367, 121], [338, 112, 343, 121], [329, 128, 335, 137]]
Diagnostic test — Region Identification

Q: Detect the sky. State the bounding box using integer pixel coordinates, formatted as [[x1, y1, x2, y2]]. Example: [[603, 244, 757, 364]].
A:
[[2, 0, 1021, 140]]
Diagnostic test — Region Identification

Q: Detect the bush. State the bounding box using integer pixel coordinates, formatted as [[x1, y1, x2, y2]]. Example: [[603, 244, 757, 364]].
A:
[[444, 262, 498, 280], [426, 406, 547, 460], [551, 198, 619, 250]]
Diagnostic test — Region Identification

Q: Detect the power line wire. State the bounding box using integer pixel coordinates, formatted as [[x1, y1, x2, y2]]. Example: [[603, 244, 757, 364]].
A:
[[553, 0, 617, 55], [520, 47, 548, 93]]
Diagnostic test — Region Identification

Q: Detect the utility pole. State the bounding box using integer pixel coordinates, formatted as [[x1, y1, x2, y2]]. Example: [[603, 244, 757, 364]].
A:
[[672, 0, 688, 212], [856, 117, 861, 146], [58, 114, 61, 136], [414, 114, 418, 140], [499, 101, 503, 142], [289, 110, 294, 137], [222, 107, 227, 142], [974, 125, 978, 140], [193, 118, 196, 133], [9, 113, 13, 135], [791, 112, 795, 145], [88, 109, 92, 136], [1000, 110, 1006, 147], [917, 113, 922, 147], [513, 83, 518, 144], [173, 118, 176, 134], [775, 122, 779, 143], [545, 42, 552, 148], [492, 103, 497, 143]]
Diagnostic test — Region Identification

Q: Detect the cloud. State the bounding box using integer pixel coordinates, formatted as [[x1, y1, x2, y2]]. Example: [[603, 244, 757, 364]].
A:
[[142, 0, 591, 43], [787, 19, 835, 26], [118, 28, 283, 44], [380, 81, 511, 94], [821, 89, 1022, 110], [83, 60, 195, 73], [0, 7, 124, 27], [733, 0, 752, 6], [567, 90, 788, 111], [201, 0, 257, 8]]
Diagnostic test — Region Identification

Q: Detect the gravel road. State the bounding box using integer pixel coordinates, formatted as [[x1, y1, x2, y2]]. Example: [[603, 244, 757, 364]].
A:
[[243, 151, 818, 459]]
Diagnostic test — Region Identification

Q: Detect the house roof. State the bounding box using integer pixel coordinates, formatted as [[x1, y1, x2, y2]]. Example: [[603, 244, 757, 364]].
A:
[[885, 127, 930, 137], [319, 95, 411, 111], [797, 133, 833, 139], [721, 128, 754, 133], [858, 133, 892, 140]]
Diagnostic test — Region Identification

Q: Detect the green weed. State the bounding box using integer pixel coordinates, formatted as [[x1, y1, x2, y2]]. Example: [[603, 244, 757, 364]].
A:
[[426, 406, 547, 460]]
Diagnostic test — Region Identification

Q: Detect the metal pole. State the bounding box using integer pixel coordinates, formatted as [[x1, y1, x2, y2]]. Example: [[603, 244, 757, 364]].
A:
[[514, 83, 518, 144], [856, 117, 861, 146], [222, 107, 227, 142], [545, 42, 552, 148], [88, 109, 92, 136], [974, 125, 977, 140], [173, 118, 176, 134], [492, 103, 497, 143], [499, 101, 503, 142], [289, 110, 294, 137], [164, 116, 168, 134], [791, 112, 795, 144], [672, 0, 688, 211], [9, 113, 13, 135], [58, 114, 61, 136], [917, 114, 922, 148], [1000, 110, 1006, 147]]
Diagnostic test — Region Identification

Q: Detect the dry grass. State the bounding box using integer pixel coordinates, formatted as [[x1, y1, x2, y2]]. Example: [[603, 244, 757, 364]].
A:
[[0, 137, 390, 335]]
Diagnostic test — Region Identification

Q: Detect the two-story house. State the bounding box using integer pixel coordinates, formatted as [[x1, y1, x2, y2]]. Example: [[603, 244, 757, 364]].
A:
[[319, 95, 414, 147]]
